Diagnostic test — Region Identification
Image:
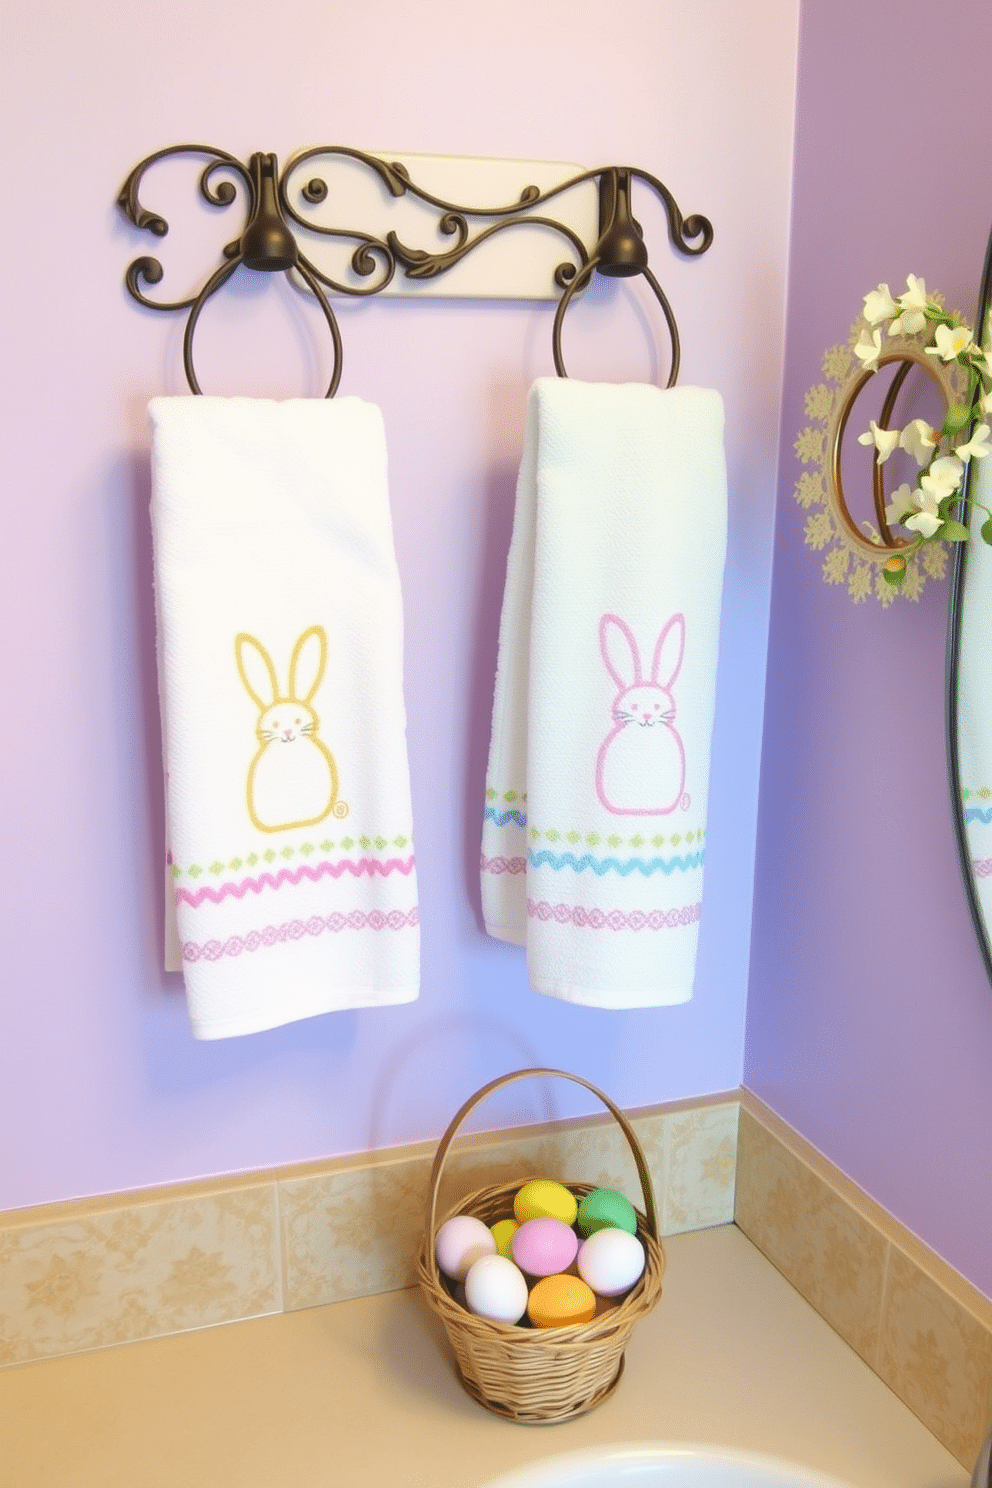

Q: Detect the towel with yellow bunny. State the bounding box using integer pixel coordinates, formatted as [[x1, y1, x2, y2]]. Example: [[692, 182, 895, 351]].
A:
[[149, 397, 419, 1038]]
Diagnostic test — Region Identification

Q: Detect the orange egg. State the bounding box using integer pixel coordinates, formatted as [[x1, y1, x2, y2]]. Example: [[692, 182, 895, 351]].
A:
[[526, 1273, 596, 1328]]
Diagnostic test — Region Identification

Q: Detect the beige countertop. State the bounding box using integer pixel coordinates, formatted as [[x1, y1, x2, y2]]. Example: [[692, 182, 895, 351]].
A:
[[0, 1225, 968, 1488]]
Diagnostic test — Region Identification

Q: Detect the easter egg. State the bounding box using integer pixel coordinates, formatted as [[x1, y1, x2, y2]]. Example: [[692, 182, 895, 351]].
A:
[[512, 1216, 579, 1278], [513, 1179, 578, 1226], [576, 1187, 638, 1238], [435, 1214, 497, 1282], [490, 1218, 520, 1260], [527, 1273, 597, 1328], [577, 1227, 645, 1297], [464, 1254, 529, 1324]]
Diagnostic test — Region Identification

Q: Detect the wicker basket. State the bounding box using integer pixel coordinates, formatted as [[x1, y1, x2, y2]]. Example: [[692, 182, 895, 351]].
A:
[[415, 1068, 665, 1425]]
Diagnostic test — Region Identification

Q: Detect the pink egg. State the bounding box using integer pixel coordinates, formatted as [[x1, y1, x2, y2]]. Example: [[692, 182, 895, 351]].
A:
[[435, 1214, 497, 1282], [511, 1216, 579, 1278]]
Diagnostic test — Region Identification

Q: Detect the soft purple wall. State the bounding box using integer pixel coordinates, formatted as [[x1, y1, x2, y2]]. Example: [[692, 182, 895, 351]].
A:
[[746, 0, 992, 1297], [0, 3, 799, 1208]]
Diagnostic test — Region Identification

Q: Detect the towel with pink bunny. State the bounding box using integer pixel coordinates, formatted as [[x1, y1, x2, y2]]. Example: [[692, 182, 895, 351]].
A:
[[150, 396, 419, 1038], [481, 379, 727, 1007]]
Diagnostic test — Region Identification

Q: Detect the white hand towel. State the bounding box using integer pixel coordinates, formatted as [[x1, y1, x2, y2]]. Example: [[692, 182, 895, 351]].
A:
[[150, 396, 419, 1039], [481, 379, 727, 1007]]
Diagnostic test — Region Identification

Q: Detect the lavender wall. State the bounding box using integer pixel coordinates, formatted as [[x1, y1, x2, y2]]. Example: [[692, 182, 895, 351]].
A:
[[746, 0, 992, 1297], [0, 3, 799, 1208]]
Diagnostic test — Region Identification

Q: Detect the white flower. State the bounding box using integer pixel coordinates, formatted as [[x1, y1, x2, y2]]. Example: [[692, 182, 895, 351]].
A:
[[925, 322, 974, 361], [890, 310, 927, 336], [890, 273, 929, 336], [984, 388, 992, 415], [854, 326, 883, 371], [920, 453, 965, 498], [957, 423, 992, 462], [899, 418, 937, 465], [884, 483, 917, 526], [906, 510, 943, 540], [863, 283, 897, 325], [903, 273, 928, 302], [858, 420, 900, 462], [902, 488, 943, 539], [888, 483, 943, 537]]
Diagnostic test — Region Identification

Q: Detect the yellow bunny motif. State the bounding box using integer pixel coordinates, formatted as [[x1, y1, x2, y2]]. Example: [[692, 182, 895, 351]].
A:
[[235, 625, 348, 833]]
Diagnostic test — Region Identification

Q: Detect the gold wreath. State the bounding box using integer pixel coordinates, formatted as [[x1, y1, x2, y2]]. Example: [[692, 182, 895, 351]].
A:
[[795, 318, 967, 604]]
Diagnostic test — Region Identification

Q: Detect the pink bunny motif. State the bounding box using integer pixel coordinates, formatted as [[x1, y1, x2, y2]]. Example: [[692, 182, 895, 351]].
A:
[[595, 611, 687, 816]]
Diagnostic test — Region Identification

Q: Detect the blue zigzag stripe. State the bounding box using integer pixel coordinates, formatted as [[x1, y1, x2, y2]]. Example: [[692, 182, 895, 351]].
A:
[[484, 806, 528, 828], [965, 807, 992, 825], [528, 848, 704, 877]]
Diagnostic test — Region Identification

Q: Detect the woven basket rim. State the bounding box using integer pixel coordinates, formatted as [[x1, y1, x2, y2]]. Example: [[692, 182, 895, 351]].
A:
[[417, 1176, 664, 1347]]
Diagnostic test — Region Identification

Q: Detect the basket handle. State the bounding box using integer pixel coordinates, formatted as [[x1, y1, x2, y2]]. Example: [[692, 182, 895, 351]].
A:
[[424, 1068, 660, 1280]]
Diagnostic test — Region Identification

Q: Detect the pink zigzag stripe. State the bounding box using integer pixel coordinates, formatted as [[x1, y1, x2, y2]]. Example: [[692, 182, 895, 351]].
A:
[[182, 906, 420, 963], [480, 853, 527, 876], [975, 858, 992, 878], [176, 855, 416, 909], [526, 898, 701, 931]]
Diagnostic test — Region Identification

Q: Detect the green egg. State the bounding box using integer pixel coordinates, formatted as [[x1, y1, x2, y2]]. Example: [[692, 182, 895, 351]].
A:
[[576, 1187, 638, 1237]]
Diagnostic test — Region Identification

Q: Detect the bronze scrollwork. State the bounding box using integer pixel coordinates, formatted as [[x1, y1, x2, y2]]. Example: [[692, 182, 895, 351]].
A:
[[118, 144, 714, 396]]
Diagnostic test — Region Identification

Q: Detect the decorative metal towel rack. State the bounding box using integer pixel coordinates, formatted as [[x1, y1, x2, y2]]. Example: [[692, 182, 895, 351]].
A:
[[118, 145, 714, 396]]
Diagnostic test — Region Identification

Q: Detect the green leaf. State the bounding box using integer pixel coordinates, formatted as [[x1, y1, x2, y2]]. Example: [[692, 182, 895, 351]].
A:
[[981, 517, 992, 545], [940, 520, 969, 542], [943, 403, 972, 435]]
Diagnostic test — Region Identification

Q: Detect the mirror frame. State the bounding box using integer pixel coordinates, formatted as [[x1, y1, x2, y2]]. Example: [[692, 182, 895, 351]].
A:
[[945, 216, 992, 988]]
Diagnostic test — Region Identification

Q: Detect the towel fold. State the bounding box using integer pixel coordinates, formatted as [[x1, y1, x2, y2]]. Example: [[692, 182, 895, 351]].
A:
[[481, 379, 727, 1007], [150, 396, 419, 1039]]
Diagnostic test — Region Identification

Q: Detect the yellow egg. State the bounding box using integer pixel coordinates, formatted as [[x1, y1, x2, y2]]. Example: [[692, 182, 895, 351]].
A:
[[513, 1179, 578, 1226], [527, 1273, 597, 1328], [490, 1218, 520, 1259]]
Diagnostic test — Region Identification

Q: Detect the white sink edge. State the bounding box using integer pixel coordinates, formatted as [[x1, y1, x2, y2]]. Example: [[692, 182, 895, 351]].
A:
[[479, 1440, 859, 1488]]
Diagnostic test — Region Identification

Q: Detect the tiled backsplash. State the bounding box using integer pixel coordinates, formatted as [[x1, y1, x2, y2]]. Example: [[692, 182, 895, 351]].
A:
[[0, 1092, 738, 1365], [736, 1092, 992, 1471], [2, 1088, 990, 1470]]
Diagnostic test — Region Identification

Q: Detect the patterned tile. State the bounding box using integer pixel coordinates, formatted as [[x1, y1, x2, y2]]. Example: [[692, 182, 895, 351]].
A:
[[280, 1154, 432, 1311], [878, 1246, 992, 1469], [6, 1086, 990, 1474], [665, 1102, 738, 1233], [735, 1106, 886, 1365], [279, 1113, 667, 1312], [0, 1186, 279, 1365]]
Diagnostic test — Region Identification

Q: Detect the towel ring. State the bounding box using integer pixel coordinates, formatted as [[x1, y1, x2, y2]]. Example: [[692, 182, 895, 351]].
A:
[[123, 150, 343, 397], [180, 254, 343, 398], [550, 164, 693, 387], [118, 147, 713, 396], [552, 258, 682, 387]]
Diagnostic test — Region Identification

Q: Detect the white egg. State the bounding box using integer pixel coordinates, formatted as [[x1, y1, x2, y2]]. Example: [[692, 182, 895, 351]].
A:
[[464, 1253, 529, 1323], [435, 1214, 497, 1282], [576, 1227, 645, 1297]]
